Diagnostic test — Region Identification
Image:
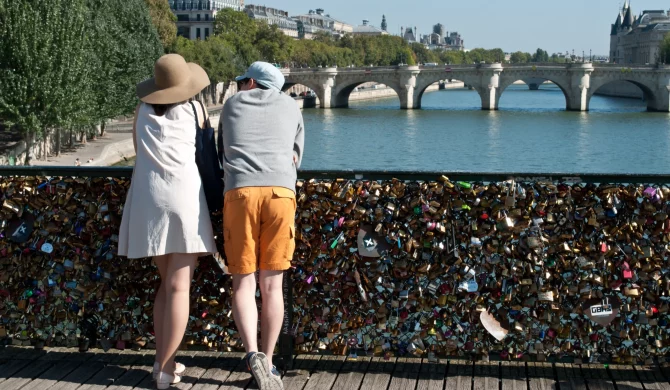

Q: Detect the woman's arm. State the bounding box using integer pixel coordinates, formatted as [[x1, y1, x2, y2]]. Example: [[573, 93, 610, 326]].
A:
[[132, 103, 140, 153]]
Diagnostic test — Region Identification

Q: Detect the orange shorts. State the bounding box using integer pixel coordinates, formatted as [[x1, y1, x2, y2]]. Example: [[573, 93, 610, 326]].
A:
[[223, 186, 296, 274]]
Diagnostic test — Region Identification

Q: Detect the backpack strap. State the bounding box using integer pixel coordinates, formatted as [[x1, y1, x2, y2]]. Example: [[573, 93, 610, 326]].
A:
[[189, 101, 201, 130]]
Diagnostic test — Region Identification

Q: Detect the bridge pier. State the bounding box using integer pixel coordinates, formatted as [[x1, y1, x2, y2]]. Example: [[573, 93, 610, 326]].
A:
[[398, 66, 421, 109], [565, 64, 594, 111], [646, 83, 670, 112], [479, 64, 503, 111]]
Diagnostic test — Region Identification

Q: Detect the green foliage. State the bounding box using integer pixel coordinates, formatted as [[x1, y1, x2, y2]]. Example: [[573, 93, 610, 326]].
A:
[[510, 51, 530, 63], [87, 0, 163, 124], [659, 32, 670, 64], [144, 0, 177, 51], [175, 36, 244, 84], [0, 0, 91, 164], [0, 0, 163, 164], [532, 48, 550, 63]]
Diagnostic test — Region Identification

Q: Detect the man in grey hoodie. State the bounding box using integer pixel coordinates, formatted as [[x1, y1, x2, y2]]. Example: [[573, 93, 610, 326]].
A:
[[219, 62, 304, 390]]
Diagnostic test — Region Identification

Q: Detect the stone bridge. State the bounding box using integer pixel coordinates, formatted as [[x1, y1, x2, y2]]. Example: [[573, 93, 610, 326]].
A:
[[281, 63, 670, 111]]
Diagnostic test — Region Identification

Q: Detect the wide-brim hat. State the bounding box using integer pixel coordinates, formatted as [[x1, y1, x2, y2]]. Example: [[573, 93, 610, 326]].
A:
[[136, 54, 210, 104]]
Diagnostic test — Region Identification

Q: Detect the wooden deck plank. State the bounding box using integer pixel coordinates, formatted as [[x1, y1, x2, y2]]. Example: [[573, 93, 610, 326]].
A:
[[608, 364, 644, 390], [279, 354, 321, 390], [105, 364, 152, 390], [18, 360, 82, 390], [328, 355, 371, 390], [387, 357, 421, 390], [528, 362, 555, 390], [651, 363, 670, 390], [46, 361, 106, 390], [416, 358, 448, 390], [359, 357, 396, 390], [582, 363, 614, 390], [556, 362, 587, 390], [302, 355, 345, 390], [0, 359, 33, 385], [191, 353, 240, 390], [218, 357, 253, 390], [500, 361, 526, 390], [473, 361, 498, 390], [76, 364, 127, 390], [0, 359, 54, 390], [173, 353, 216, 390], [636, 364, 670, 390], [444, 360, 473, 390]]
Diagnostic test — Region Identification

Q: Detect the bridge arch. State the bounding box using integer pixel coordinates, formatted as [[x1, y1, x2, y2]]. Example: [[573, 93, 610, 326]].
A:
[[413, 74, 484, 109], [330, 79, 403, 108], [587, 77, 660, 112], [282, 79, 326, 108], [497, 74, 572, 110]]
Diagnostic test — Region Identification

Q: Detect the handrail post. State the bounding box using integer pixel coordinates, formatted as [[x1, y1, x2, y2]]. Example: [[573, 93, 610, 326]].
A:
[[278, 269, 294, 371]]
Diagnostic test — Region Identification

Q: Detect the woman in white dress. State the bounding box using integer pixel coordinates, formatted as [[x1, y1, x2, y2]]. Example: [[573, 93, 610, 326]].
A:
[[118, 54, 216, 389]]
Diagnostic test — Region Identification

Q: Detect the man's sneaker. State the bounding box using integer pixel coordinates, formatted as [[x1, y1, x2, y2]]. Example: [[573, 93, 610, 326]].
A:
[[245, 352, 284, 390]]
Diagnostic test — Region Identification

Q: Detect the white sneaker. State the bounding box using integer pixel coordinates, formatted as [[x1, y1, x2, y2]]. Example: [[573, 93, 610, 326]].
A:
[[153, 362, 185, 380], [156, 372, 181, 389]]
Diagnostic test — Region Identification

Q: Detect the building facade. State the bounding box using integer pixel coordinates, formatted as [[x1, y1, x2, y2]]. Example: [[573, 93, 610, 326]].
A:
[[244, 4, 298, 38], [170, 0, 244, 40], [292, 9, 353, 39], [418, 25, 464, 51], [610, 1, 670, 64], [352, 20, 388, 36]]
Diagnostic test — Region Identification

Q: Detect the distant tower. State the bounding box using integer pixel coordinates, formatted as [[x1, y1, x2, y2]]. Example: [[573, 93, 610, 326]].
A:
[[381, 15, 387, 31], [433, 23, 445, 38]]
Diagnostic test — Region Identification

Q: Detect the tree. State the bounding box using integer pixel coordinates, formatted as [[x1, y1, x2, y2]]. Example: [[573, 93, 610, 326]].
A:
[[175, 36, 245, 104], [532, 48, 549, 63], [86, 0, 163, 138], [510, 51, 530, 64], [213, 9, 259, 66], [659, 32, 670, 64], [0, 0, 91, 164], [144, 0, 176, 51], [410, 42, 439, 64]]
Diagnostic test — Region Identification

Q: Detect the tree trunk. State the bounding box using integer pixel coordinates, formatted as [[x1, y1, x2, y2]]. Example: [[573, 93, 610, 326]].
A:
[[100, 122, 106, 138], [42, 129, 48, 160], [56, 128, 62, 156], [80, 130, 87, 144], [24, 131, 34, 166], [90, 125, 97, 141], [69, 128, 74, 147]]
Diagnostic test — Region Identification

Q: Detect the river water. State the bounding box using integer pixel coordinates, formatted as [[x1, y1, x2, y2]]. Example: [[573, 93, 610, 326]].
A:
[[300, 85, 670, 174]]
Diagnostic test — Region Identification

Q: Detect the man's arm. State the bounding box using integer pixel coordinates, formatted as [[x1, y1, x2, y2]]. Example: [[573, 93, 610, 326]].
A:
[[293, 106, 305, 168]]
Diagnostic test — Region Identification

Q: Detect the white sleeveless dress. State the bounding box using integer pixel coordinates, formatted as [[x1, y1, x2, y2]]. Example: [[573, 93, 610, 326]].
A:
[[118, 102, 216, 259]]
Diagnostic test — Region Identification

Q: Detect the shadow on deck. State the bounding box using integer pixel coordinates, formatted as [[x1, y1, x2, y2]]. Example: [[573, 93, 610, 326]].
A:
[[1, 346, 669, 390]]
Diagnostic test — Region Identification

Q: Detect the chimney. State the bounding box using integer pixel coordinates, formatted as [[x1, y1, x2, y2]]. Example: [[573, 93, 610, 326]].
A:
[[363, 20, 369, 26], [316, 8, 324, 15]]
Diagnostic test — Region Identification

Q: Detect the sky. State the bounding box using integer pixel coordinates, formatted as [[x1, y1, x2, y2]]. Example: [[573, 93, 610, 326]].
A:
[[246, 0, 670, 55]]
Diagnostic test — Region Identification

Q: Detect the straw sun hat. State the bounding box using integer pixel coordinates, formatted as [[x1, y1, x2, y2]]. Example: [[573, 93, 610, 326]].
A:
[[136, 54, 210, 104]]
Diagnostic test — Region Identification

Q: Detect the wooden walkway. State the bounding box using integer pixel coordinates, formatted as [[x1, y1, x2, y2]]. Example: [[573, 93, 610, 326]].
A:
[[1, 347, 670, 390]]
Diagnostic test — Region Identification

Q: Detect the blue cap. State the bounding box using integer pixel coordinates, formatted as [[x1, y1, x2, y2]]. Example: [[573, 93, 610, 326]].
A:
[[235, 61, 285, 92]]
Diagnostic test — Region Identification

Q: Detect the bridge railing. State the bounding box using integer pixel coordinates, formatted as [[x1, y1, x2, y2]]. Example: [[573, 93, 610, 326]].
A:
[[1, 166, 669, 365], [283, 63, 669, 73]]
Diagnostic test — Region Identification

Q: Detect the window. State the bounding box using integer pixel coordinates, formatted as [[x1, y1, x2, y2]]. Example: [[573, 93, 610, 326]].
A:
[[205, 14, 209, 21], [197, 14, 201, 21], [205, 28, 210, 39], [176, 14, 189, 21], [196, 28, 201, 39]]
